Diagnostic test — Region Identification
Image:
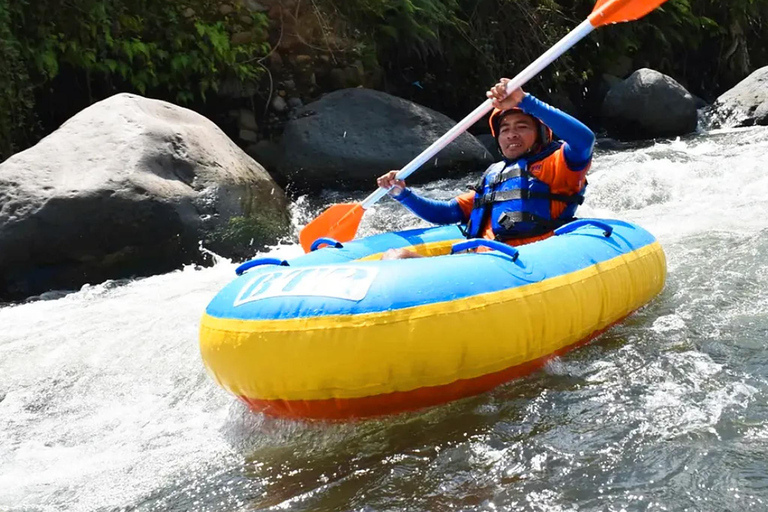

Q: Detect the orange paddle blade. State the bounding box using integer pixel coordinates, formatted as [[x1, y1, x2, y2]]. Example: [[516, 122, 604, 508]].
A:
[[299, 203, 365, 253], [589, 0, 668, 27]]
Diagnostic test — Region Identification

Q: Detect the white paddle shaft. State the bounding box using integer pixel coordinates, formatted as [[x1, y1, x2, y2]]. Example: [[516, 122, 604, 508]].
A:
[[361, 19, 595, 210]]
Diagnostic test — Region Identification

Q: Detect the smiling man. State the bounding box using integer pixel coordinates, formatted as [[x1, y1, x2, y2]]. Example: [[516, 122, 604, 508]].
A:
[[376, 78, 595, 259]]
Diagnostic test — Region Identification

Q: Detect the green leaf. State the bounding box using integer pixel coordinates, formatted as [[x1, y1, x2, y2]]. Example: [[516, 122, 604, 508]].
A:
[[37, 49, 59, 79]]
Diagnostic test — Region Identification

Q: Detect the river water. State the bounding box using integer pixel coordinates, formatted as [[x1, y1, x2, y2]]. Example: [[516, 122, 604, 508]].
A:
[[2, 124, 768, 512]]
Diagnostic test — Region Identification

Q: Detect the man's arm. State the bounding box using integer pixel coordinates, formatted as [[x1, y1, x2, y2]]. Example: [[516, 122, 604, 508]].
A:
[[518, 94, 595, 169], [394, 188, 466, 225]]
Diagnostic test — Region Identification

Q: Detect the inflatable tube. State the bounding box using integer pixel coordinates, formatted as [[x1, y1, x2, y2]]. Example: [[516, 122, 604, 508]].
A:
[[199, 219, 666, 420]]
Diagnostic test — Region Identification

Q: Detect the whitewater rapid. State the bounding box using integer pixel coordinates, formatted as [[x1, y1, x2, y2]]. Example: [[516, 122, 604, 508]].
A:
[[2, 125, 768, 511]]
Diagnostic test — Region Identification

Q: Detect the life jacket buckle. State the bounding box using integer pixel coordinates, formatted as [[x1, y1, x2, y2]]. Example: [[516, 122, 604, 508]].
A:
[[497, 211, 518, 230]]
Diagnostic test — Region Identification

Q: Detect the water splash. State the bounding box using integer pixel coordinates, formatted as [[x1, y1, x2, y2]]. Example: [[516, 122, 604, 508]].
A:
[[3, 127, 768, 511]]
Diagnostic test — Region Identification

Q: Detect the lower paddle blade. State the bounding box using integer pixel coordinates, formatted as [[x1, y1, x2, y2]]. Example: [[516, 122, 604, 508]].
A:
[[299, 203, 365, 253], [589, 0, 668, 27]]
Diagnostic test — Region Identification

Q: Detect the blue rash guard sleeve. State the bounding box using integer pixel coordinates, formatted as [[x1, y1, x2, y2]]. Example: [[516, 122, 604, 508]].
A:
[[393, 188, 466, 225], [519, 93, 595, 169]]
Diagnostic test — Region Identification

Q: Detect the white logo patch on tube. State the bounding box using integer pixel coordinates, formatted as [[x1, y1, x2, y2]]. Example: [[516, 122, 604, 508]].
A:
[[233, 266, 379, 306]]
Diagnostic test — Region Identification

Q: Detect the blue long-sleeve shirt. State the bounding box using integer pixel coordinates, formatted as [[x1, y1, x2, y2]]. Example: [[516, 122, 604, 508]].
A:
[[519, 93, 595, 168], [394, 93, 594, 223]]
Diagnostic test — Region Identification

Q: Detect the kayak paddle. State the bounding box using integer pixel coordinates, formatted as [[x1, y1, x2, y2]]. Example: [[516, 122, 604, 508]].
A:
[[298, 0, 669, 252]]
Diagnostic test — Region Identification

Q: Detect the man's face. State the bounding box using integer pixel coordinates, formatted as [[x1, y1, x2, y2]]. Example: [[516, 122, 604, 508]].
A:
[[497, 113, 538, 160]]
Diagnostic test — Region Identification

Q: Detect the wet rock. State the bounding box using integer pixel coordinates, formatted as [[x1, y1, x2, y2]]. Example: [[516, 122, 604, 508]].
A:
[[713, 66, 768, 127], [271, 96, 287, 113], [0, 93, 291, 301], [239, 0, 268, 12], [287, 97, 303, 109], [231, 31, 256, 46], [343, 66, 363, 88], [329, 68, 346, 90], [268, 51, 283, 70], [219, 78, 258, 98], [239, 109, 258, 131], [693, 95, 709, 110], [276, 88, 493, 190], [475, 134, 502, 162], [247, 140, 286, 188], [604, 55, 633, 78], [601, 68, 697, 139], [294, 55, 312, 68], [239, 129, 259, 143]]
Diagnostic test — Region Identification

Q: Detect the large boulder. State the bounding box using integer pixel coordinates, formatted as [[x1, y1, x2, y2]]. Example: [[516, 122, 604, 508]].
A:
[[474, 134, 502, 162], [601, 68, 698, 139], [0, 93, 291, 301], [713, 66, 768, 127], [277, 88, 493, 190]]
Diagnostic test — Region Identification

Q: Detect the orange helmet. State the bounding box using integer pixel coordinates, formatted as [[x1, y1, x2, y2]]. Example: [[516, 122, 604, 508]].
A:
[[489, 107, 553, 147]]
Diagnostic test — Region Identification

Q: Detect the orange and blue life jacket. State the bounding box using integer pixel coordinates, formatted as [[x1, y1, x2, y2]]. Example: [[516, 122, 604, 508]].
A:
[[465, 141, 586, 241]]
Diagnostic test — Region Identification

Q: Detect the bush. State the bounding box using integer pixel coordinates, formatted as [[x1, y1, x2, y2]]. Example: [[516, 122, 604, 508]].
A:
[[1, 0, 271, 161], [311, 0, 768, 119]]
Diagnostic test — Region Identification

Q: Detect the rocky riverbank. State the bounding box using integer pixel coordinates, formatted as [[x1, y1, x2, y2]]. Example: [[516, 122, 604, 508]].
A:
[[1, 66, 766, 301]]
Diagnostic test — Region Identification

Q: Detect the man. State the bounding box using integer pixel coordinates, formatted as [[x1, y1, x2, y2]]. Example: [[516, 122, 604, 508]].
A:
[[377, 78, 595, 259]]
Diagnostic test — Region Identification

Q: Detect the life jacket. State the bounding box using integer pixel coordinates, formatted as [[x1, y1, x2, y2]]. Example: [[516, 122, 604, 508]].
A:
[[465, 141, 586, 241]]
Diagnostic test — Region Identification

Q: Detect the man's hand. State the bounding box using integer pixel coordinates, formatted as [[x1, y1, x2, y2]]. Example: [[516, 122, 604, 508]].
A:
[[377, 170, 406, 197], [487, 78, 526, 111]]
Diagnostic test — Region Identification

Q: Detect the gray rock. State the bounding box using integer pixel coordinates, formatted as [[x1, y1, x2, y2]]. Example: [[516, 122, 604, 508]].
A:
[[601, 68, 698, 139], [602, 73, 623, 90], [247, 140, 285, 187], [604, 55, 633, 79], [0, 93, 291, 301], [239, 0, 267, 11], [294, 55, 312, 68], [239, 108, 258, 131], [287, 97, 303, 109], [231, 31, 256, 46], [219, 78, 258, 99], [277, 88, 493, 190], [268, 52, 283, 70], [343, 66, 363, 88], [475, 134, 502, 162], [271, 96, 287, 113], [329, 68, 347, 90], [239, 129, 259, 143], [693, 95, 709, 110], [714, 66, 768, 127]]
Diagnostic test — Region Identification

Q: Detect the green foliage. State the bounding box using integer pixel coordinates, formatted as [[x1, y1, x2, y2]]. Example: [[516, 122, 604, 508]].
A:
[[0, 0, 36, 158], [317, 0, 464, 62], [4, 0, 768, 162], [1, 0, 271, 161], [312, 0, 768, 120]]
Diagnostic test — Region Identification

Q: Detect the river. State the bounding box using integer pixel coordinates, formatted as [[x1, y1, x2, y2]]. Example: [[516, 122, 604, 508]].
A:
[[2, 124, 768, 511]]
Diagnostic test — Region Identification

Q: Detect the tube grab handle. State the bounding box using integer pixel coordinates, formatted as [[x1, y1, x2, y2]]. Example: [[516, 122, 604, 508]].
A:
[[450, 239, 520, 262], [235, 257, 289, 276], [554, 219, 613, 237], [310, 237, 344, 251]]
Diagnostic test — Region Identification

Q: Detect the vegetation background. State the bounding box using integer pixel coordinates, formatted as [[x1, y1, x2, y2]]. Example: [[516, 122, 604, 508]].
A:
[[1, 0, 766, 162]]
